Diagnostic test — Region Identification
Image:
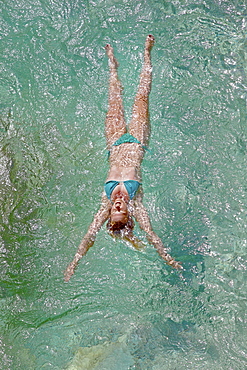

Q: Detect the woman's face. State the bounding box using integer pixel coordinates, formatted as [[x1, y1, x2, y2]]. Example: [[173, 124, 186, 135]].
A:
[[110, 198, 128, 224]]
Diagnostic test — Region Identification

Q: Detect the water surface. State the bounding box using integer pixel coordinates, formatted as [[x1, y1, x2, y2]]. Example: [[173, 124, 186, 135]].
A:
[[0, 0, 247, 369]]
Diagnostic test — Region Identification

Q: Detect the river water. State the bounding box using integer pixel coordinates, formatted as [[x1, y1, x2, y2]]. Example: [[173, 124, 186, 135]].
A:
[[0, 0, 247, 369]]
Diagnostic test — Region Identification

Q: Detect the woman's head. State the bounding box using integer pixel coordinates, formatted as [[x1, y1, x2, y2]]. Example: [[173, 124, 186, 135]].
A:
[[107, 198, 145, 249], [107, 198, 134, 237]]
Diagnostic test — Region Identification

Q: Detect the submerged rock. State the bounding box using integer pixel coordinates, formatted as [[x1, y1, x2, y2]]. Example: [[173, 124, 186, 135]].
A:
[[65, 334, 134, 370]]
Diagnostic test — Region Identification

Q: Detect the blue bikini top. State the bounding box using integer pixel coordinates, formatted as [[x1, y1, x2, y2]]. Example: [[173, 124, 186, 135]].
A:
[[104, 180, 141, 200]]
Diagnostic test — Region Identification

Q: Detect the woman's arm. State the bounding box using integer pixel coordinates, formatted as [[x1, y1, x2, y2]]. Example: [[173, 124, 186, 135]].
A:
[[64, 196, 111, 282], [133, 196, 182, 269]]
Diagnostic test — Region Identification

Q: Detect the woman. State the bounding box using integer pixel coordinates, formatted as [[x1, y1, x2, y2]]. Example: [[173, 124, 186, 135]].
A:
[[64, 35, 182, 282]]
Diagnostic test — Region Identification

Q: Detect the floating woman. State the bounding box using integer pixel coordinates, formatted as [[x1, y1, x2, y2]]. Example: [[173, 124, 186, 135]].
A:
[[64, 35, 182, 282]]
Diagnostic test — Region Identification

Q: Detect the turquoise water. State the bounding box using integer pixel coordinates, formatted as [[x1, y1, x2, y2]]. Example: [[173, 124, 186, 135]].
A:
[[0, 0, 247, 368]]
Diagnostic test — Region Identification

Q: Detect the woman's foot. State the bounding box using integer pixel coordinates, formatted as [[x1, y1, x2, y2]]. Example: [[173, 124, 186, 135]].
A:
[[105, 43, 118, 68], [145, 34, 155, 53]]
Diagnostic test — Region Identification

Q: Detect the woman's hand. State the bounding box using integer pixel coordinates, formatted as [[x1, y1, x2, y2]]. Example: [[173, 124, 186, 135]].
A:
[[158, 249, 183, 270], [64, 259, 78, 282]]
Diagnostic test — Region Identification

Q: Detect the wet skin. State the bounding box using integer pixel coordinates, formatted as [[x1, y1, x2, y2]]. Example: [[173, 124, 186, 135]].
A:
[[110, 191, 129, 224]]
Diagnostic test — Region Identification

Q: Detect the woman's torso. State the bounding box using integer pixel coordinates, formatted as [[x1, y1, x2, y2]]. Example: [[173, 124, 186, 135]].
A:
[[105, 142, 144, 201], [106, 142, 144, 182]]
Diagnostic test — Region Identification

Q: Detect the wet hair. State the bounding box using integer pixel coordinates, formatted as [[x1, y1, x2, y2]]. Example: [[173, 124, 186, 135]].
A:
[[106, 216, 134, 238], [107, 215, 145, 250]]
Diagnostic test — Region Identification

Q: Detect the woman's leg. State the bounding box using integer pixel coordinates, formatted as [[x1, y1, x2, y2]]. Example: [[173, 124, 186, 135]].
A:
[[105, 44, 127, 150], [128, 35, 154, 147]]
